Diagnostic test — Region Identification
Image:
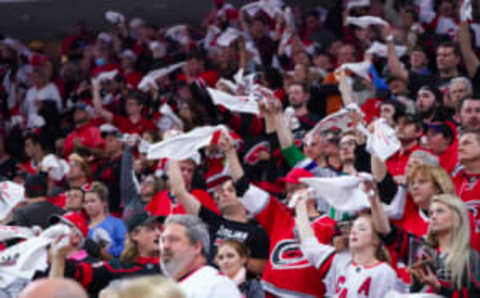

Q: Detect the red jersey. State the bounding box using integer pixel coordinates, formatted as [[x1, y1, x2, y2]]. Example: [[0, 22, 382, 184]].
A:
[[386, 143, 422, 177], [453, 169, 480, 251], [145, 189, 219, 216], [112, 114, 156, 135], [438, 140, 459, 175], [63, 123, 104, 158], [391, 193, 429, 237], [177, 70, 219, 88], [255, 196, 336, 297]]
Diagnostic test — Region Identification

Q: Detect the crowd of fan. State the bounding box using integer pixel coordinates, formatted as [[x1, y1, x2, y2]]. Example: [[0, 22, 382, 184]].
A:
[[1, 0, 480, 297]]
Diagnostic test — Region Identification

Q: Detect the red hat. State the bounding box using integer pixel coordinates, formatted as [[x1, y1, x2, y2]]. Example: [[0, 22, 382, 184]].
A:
[[49, 212, 88, 238], [279, 168, 314, 185]]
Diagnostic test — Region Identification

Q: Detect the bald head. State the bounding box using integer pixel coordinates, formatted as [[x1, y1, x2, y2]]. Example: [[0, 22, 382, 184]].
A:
[[19, 278, 87, 298]]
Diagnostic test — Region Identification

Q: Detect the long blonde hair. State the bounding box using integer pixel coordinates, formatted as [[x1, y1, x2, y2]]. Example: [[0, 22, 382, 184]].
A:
[[120, 227, 140, 263], [426, 194, 471, 289]]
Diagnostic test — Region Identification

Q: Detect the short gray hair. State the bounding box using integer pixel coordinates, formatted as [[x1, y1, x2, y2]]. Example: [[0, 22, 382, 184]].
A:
[[449, 76, 473, 96], [164, 214, 210, 257], [410, 150, 439, 166]]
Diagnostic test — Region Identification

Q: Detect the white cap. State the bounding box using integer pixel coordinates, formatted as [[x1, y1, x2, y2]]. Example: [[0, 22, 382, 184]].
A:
[[129, 17, 145, 28], [97, 32, 113, 44], [120, 49, 137, 61], [346, 0, 371, 10]]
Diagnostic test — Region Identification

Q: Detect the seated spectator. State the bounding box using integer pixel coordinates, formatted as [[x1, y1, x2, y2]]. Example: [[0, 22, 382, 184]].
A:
[[19, 278, 87, 298], [84, 181, 127, 259], [99, 276, 185, 298], [50, 212, 163, 296], [370, 194, 480, 296], [160, 214, 241, 297], [215, 240, 264, 298], [12, 173, 65, 229]]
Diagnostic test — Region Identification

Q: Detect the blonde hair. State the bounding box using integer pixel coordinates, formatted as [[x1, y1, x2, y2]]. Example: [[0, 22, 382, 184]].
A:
[[408, 165, 455, 195], [101, 275, 185, 298], [120, 227, 140, 263], [426, 194, 471, 289]]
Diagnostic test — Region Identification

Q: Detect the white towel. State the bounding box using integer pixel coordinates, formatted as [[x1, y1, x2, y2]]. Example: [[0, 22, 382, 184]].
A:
[[300, 174, 373, 212], [0, 182, 25, 221], [346, 16, 388, 28], [147, 125, 227, 161]]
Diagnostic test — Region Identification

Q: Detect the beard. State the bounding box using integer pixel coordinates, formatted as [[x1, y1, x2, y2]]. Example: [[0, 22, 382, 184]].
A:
[[160, 248, 196, 279]]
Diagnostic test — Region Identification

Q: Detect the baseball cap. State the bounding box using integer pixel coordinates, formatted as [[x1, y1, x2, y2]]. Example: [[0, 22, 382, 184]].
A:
[[73, 102, 91, 113], [426, 121, 455, 142], [279, 168, 314, 185], [100, 123, 123, 138], [125, 212, 165, 233], [25, 173, 48, 198], [49, 212, 88, 238]]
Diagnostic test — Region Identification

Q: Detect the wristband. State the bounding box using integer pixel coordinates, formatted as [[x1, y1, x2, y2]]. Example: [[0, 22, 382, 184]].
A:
[[386, 34, 394, 42], [234, 175, 249, 197]]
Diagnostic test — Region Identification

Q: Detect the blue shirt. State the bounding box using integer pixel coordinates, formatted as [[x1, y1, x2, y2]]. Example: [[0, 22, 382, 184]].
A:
[[88, 215, 127, 257]]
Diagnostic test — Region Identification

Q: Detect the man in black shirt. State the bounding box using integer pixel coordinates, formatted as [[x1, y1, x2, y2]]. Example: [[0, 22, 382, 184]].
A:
[[12, 173, 64, 229], [167, 159, 269, 276]]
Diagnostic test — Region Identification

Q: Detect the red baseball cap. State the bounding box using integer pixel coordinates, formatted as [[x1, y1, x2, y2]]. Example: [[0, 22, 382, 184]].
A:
[[49, 212, 88, 238], [279, 168, 314, 185]]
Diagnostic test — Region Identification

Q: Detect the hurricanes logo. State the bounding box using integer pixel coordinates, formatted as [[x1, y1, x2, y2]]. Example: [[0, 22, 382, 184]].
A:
[[270, 239, 311, 270], [465, 200, 480, 233]]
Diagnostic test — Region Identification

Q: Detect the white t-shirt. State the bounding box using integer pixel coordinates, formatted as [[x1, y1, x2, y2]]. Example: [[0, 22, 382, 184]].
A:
[[179, 266, 241, 298], [23, 83, 62, 127]]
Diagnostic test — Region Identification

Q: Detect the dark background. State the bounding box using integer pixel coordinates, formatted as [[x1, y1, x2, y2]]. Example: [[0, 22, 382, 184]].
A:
[[0, 0, 333, 41]]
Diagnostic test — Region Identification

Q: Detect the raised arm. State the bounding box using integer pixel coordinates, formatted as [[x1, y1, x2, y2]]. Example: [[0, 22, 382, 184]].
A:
[[92, 78, 114, 122], [120, 144, 141, 207], [294, 190, 336, 269], [385, 26, 408, 82], [364, 180, 391, 235], [458, 21, 480, 78], [218, 131, 244, 182], [167, 159, 201, 215]]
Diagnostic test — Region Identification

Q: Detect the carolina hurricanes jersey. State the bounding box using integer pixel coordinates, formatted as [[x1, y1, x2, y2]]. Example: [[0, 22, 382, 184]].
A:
[[391, 193, 429, 237], [453, 169, 480, 251], [255, 196, 336, 297], [301, 237, 400, 298]]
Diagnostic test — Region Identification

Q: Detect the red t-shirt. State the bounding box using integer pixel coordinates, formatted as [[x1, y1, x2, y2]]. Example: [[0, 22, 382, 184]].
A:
[[391, 193, 429, 237], [63, 123, 105, 158], [386, 143, 422, 177], [113, 114, 156, 135], [438, 140, 458, 175], [145, 189, 219, 217]]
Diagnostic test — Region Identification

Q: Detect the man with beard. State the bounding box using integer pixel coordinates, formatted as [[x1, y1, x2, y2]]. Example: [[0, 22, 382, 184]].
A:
[[286, 82, 321, 139], [415, 85, 443, 123], [386, 113, 424, 178], [457, 98, 480, 131], [166, 159, 269, 276], [160, 214, 241, 298]]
